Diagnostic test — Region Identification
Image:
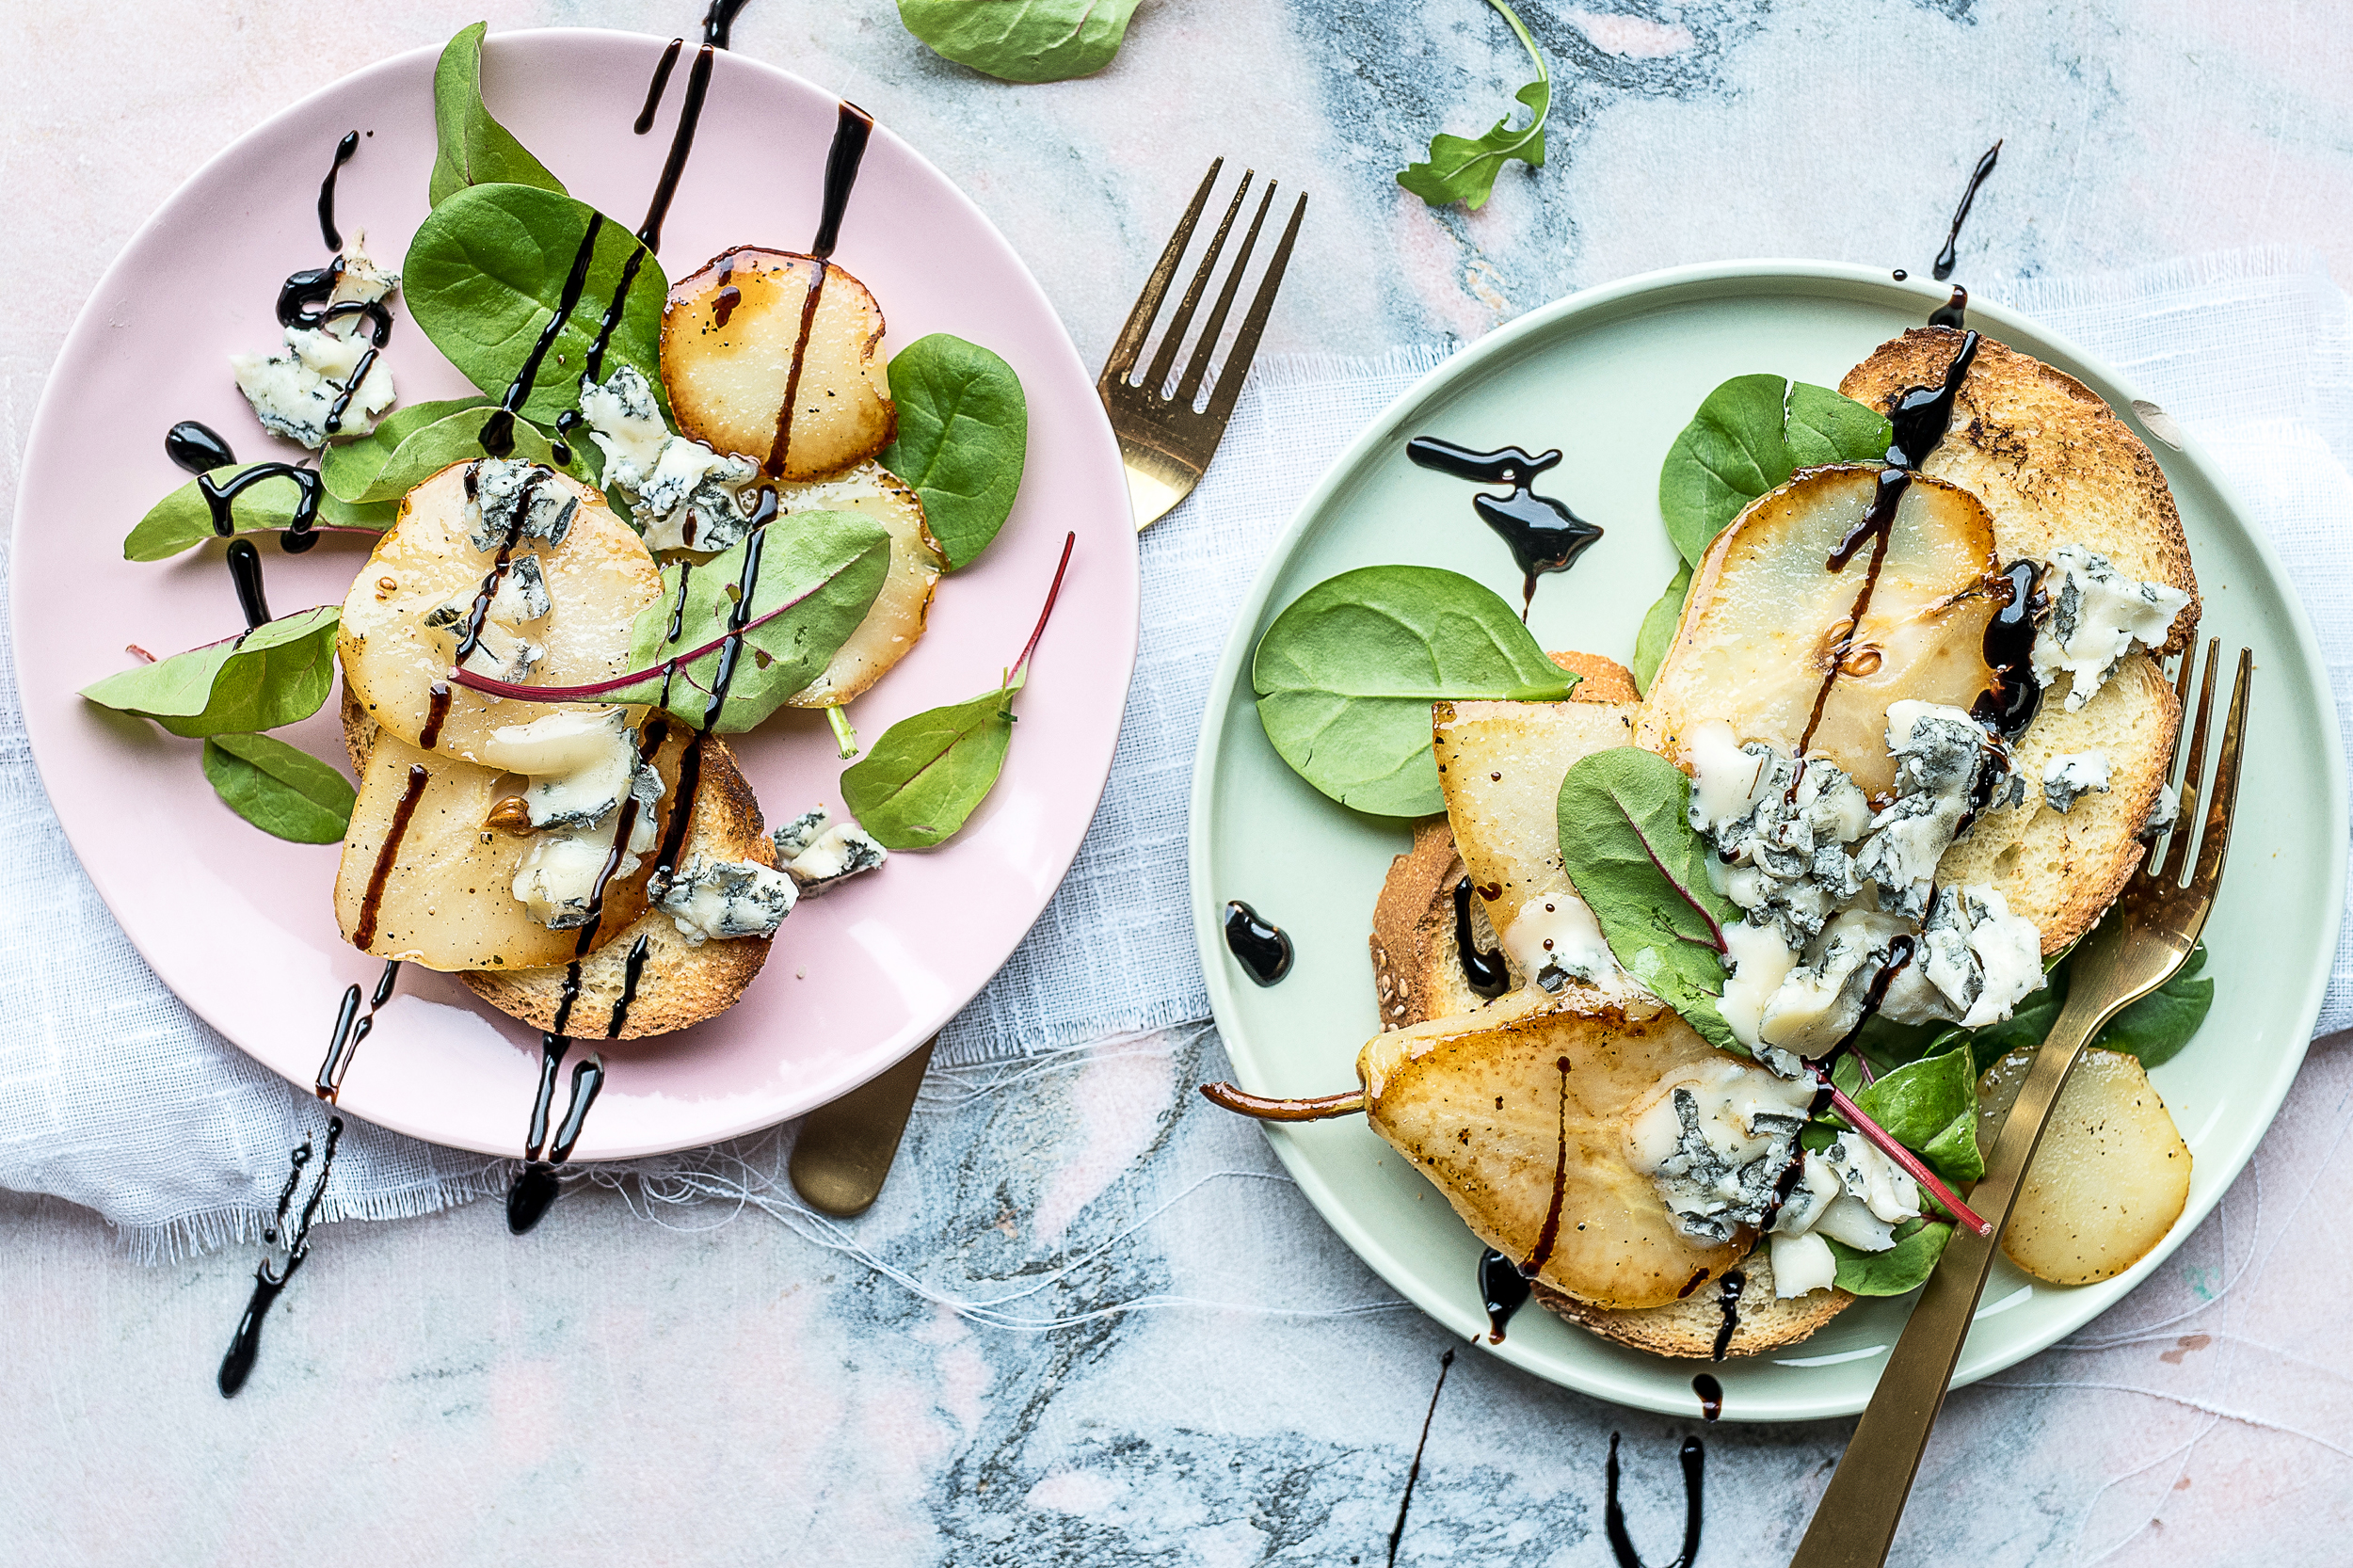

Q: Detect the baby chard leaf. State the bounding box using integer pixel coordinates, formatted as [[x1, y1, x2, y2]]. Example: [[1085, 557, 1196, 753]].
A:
[[405, 184, 665, 424], [1397, 1, 1549, 210], [427, 23, 567, 207], [1253, 565, 1577, 818], [840, 532, 1076, 850], [1657, 376, 1892, 567], [881, 333, 1028, 571], [1555, 747, 1742, 1051], [201, 732, 356, 844], [625, 511, 893, 733], [321, 398, 586, 504], [1850, 1034, 1984, 1182], [1629, 560, 1691, 695], [125, 468, 393, 562], [80, 606, 341, 738], [1827, 1217, 1954, 1296], [895, 0, 1142, 84]]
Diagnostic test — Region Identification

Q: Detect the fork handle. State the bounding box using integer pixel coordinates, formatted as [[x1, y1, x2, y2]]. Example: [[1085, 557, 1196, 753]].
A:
[[1788, 978, 2124, 1568]]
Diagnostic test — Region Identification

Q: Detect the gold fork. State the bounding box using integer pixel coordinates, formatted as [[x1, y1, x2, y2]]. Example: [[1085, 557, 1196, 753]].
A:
[[1099, 158, 1308, 530], [1792, 639, 2252, 1568]]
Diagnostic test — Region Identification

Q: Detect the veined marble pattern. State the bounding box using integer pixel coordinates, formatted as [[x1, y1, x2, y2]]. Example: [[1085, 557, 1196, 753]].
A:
[[7, 1, 2353, 1564]]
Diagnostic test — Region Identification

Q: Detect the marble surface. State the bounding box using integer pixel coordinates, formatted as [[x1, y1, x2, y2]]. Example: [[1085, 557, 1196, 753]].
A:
[[8, 1, 2353, 1563]]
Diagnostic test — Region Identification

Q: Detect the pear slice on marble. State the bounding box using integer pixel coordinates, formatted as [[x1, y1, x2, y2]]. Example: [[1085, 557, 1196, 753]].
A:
[[1359, 995, 1751, 1310], [1638, 464, 2003, 797]]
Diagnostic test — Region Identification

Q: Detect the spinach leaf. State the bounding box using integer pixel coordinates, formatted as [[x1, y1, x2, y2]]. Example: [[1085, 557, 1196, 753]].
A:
[[80, 607, 340, 738], [895, 0, 1142, 84], [1828, 1218, 1953, 1296], [125, 468, 393, 562], [2098, 941, 2213, 1069], [1397, 1, 1548, 210], [428, 23, 565, 207], [1554, 747, 1741, 1051], [404, 184, 665, 424], [623, 512, 892, 733], [1252, 566, 1577, 817], [1657, 376, 1892, 567], [201, 732, 355, 844], [880, 334, 1027, 570], [1852, 1035, 1983, 1182], [841, 680, 1018, 849], [1629, 560, 1690, 695], [321, 399, 587, 503]]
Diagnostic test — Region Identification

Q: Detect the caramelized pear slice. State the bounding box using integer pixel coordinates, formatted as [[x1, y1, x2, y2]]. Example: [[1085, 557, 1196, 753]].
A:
[[774, 461, 946, 708], [1639, 465, 2002, 798], [1977, 1047, 2191, 1285], [1360, 996, 1750, 1309], [337, 462, 662, 767], [662, 248, 894, 480], [332, 728, 685, 970]]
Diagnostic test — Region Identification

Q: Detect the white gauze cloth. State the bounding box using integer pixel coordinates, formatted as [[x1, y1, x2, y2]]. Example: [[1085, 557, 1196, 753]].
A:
[[2, 248, 2349, 1256]]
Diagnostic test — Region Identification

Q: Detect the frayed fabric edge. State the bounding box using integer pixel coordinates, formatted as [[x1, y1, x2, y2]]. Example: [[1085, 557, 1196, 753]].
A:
[[96, 1160, 507, 1266]]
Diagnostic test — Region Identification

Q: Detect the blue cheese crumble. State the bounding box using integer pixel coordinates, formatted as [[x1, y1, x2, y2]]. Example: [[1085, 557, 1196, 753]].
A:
[[654, 855, 797, 944], [1622, 1059, 1817, 1244], [581, 366, 762, 552], [773, 806, 888, 896], [2041, 750, 2112, 813], [228, 242, 399, 448], [2032, 545, 2191, 710], [468, 458, 577, 552]]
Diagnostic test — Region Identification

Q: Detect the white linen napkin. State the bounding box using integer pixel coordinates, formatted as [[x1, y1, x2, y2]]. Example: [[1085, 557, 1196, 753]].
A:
[[4, 248, 2349, 1258]]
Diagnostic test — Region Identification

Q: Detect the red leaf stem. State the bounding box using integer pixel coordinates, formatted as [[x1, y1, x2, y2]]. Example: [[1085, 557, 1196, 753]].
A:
[[1009, 532, 1077, 681], [1823, 1080, 1992, 1237]]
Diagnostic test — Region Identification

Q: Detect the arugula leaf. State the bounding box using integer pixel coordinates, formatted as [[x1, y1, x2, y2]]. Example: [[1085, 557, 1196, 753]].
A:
[[1852, 1035, 1983, 1182], [1397, 2, 1549, 210], [1251, 565, 1577, 817], [1630, 560, 1690, 695], [125, 468, 393, 562], [1554, 747, 1742, 1050], [1828, 1218, 1953, 1296], [321, 399, 588, 504], [80, 607, 341, 738], [427, 23, 566, 207], [404, 184, 666, 424], [1657, 376, 1892, 567], [880, 334, 1028, 570], [623, 512, 892, 733], [895, 0, 1142, 84], [841, 680, 1018, 849], [201, 732, 355, 844]]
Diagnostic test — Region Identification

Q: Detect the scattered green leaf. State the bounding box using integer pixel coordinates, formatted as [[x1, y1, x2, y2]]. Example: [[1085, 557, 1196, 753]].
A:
[[623, 512, 892, 733], [80, 607, 341, 738], [1852, 1035, 1984, 1183], [1252, 566, 1577, 817], [881, 333, 1028, 570], [124, 468, 394, 562], [1397, 1, 1549, 210], [321, 398, 587, 504], [2097, 941, 2214, 1069], [201, 732, 356, 843], [1629, 560, 1690, 695], [895, 0, 1142, 84], [428, 23, 566, 207], [1555, 747, 1742, 1051], [1657, 376, 1891, 567], [1828, 1217, 1953, 1296], [405, 184, 666, 424], [842, 680, 1019, 849]]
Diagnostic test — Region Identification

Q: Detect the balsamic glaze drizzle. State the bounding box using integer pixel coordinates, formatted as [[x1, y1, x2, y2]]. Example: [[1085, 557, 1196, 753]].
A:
[[1708, 1270, 1744, 1362], [810, 101, 874, 262], [481, 219, 605, 458], [1222, 900, 1293, 986], [317, 130, 360, 250], [352, 765, 428, 950], [1479, 1247, 1532, 1343], [1450, 877, 1511, 1000], [1518, 1055, 1573, 1280], [634, 40, 684, 133], [1604, 1433, 1705, 1568], [1975, 558, 2044, 740], [1933, 140, 2002, 282], [702, 0, 752, 47], [315, 958, 404, 1101], [166, 420, 236, 474], [218, 1113, 345, 1399], [1691, 1372, 1723, 1423], [1405, 437, 1605, 613]]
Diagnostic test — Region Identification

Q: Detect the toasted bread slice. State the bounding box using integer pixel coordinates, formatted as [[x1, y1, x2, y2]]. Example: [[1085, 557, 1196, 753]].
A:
[[461, 735, 777, 1040], [1533, 1243, 1852, 1359], [1839, 328, 2199, 654]]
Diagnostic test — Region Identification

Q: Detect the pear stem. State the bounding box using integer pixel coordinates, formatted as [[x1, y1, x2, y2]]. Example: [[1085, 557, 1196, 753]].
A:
[[826, 705, 859, 759], [1823, 1081, 1991, 1237], [1199, 1082, 1366, 1122]]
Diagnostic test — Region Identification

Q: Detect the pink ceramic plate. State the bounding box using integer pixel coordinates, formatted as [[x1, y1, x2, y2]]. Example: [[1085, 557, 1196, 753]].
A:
[[11, 30, 1137, 1159]]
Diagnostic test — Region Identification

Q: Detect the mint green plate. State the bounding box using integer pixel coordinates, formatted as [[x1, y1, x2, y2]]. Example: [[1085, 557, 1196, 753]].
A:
[[1187, 261, 2345, 1422]]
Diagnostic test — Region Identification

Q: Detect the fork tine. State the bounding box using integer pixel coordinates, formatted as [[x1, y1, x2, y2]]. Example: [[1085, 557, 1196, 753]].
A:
[[1174, 181, 1276, 408], [1201, 191, 1308, 429], [1099, 159, 1223, 388], [2159, 639, 2221, 885], [1141, 170, 1253, 396], [2190, 648, 2253, 895]]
